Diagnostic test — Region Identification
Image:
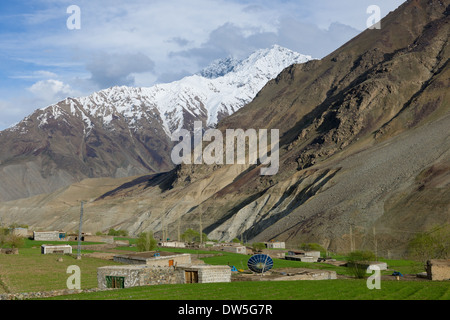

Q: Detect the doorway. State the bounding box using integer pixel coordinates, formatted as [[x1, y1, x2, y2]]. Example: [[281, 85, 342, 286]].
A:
[[185, 271, 199, 284]]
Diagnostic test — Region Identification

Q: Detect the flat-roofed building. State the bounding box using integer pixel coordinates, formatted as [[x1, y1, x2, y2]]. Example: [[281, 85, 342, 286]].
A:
[[41, 244, 72, 254]]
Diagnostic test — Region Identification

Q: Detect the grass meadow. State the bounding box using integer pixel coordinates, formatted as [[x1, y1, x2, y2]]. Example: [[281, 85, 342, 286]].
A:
[[0, 238, 448, 300], [46, 279, 450, 300]]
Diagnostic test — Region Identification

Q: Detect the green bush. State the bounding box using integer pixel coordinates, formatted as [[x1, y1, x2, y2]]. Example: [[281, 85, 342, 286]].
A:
[[299, 243, 327, 256], [136, 232, 157, 252], [0, 233, 25, 249], [346, 250, 376, 279], [107, 228, 129, 237], [252, 242, 266, 252]]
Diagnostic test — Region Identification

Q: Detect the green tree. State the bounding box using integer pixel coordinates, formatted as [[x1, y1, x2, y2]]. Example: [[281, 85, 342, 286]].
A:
[[1, 234, 25, 249], [0, 228, 7, 247], [136, 231, 157, 252], [346, 250, 376, 279], [252, 242, 266, 252], [181, 229, 198, 243]]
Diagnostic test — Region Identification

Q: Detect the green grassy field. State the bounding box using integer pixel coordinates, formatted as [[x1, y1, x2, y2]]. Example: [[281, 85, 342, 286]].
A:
[[0, 247, 120, 293], [45, 279, 450, 300], [0, 240, 447, 300]]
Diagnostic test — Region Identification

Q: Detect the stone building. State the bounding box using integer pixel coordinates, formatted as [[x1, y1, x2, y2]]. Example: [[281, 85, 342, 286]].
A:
[[222, 245, 247, 255], [427, 260, 450, 281], [34, 231, 66, 241], [97, 264, 231, 289]]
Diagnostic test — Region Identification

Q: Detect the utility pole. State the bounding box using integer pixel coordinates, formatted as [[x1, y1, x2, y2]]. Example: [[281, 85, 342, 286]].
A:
[[161, 221, 167, 242], [373, 227, 378, 260], [350, 225, 354, 252], [77, 201, 84, 260], [177, 211, 181, 242], [199, 212, 203, 245]]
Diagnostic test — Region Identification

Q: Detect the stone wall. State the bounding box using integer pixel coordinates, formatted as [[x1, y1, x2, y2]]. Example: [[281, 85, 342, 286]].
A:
[[142, 267, 185, 286], [97, 265, 185, 289], [273, 270, 337, 281], [78, 244, 118, 251], [427, 259, 450, 281], [0, 288, 116, 300], [196, 265, 231, 283], [83, 235, 115, 244], [0, 248, 18, 254]]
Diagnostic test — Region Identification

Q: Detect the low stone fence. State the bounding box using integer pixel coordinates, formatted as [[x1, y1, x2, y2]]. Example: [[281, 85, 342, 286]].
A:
[[0, 248, 19, 255], [0, 288, 117, 300], [72, 244, 118, 251]]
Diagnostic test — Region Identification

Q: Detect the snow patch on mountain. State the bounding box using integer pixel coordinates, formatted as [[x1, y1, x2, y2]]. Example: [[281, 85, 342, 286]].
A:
[[199, 56, 241, 79]]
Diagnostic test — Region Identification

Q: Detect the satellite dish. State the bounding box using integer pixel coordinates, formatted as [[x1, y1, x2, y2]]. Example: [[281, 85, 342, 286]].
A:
[[247, 254, 274, 274]]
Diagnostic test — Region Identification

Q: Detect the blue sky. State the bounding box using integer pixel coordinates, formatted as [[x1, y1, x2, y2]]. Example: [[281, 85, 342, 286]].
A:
[[0, 0, 405, 130]]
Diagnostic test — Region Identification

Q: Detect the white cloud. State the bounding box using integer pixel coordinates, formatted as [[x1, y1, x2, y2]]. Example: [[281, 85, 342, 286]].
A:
[[28, 79, 78, 103]]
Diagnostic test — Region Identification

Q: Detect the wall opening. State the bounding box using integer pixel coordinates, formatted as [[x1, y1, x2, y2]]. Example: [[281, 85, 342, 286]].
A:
[[106, 276, 125, 289]]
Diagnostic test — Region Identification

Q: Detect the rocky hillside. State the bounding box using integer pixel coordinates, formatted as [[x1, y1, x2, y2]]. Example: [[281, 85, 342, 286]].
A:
[[0, 46, 311, 202], [0, 0, 448, 257]]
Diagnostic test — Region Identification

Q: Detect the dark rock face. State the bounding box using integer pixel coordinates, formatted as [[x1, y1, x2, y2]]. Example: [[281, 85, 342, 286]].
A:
[[0, 99, 174, 202]]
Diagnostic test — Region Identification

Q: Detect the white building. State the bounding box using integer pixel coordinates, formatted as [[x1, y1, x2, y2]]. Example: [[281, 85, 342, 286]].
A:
[[158, 241, 186, 248], [41, 244, 72, 254], [222, 245, 247, 255], [265, 242, 286, 249]]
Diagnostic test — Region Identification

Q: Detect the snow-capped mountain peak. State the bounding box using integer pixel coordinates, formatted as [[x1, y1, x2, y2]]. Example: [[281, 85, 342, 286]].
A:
[[8, 45, 313, 137]]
